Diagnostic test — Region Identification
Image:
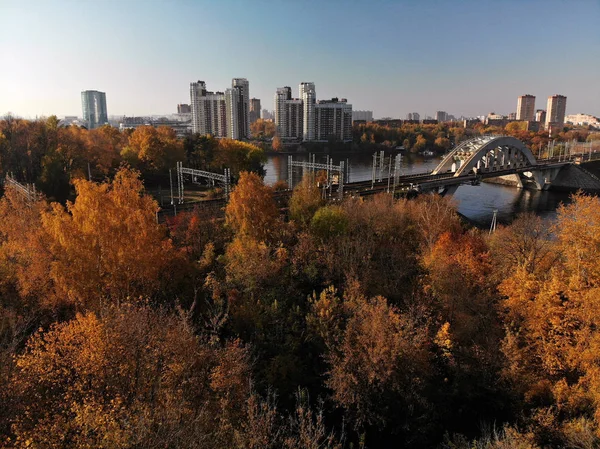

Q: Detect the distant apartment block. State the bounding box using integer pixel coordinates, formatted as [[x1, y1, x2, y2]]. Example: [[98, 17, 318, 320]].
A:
[[177, 103, 191, 114], [300, 82, 316, 141], [565, 113, 600, 127], [250, 98, 261, 124], [81, 90, 108, 129], [274, 87, 303, 140], [190, 78, 251, 140], [435, 111, 448, 122], [261, 109, 274, 120], [231, 78, 250, 139], [314, 98, 352, 142], [190, 81, 227, 137], [516, 94, 535, 121], [406, 112, 420, 121], [274, 83, 353, 143], [535, 109, 546, 123], [353, 110, 373, 122], [546, 95, 567, 129], [120, 115, 192, 138]]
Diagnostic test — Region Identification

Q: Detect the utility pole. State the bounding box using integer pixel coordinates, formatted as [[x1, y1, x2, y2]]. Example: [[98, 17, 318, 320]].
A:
[[489, 209, 498, 234], [169, 169, 174, 205], [372, 152, 377, 189], [386, 155, 392, 193]]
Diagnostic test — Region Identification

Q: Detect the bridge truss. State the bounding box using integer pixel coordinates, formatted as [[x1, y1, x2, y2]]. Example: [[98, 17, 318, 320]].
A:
[[432, 135, 537, 177]]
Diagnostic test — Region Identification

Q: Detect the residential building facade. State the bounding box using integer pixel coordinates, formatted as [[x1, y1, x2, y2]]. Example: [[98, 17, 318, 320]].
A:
[[352, 110, 373, 122], [546, 95, 567, 129], [516, 95, 536, 121], [274, 87, 303, 140], [435, 111, 448, 122], [250, 98, 261, 124], [300, 82, 316, 141], [177, 103, 191, 114], [535, 109, 546, 123], [565, 113, 600, 127], [190, 78, 250, 139], [190, 81, 228, 137], [81, 90, 108, 129], [314, 98, 352, 142], [231, 78, 250, 139]]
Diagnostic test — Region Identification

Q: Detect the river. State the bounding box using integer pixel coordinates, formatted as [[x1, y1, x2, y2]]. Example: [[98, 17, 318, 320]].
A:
[[264, 151, 573, 228]]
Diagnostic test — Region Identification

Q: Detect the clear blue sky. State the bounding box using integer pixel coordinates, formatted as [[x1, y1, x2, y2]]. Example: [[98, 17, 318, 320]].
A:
[[1, 0, 599, 119]]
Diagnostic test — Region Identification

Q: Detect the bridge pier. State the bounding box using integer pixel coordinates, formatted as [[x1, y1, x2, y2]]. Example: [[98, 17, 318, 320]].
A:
[[440, 184, 459, 196], [520, 167, 562, 190]]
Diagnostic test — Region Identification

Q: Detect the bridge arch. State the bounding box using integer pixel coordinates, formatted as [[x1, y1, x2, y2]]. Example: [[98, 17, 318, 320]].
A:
[[432, 135, 537, 177]]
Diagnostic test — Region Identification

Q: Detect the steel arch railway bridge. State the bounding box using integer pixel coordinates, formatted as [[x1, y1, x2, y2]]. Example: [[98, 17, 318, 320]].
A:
[[343, 135, 573, 196]]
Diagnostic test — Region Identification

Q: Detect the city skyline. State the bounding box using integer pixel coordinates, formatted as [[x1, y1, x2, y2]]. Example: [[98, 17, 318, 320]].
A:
[[1, 0, 599, 119]]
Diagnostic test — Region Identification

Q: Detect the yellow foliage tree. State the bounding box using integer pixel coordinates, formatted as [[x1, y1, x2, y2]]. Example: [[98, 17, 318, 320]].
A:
[[224, 236, 287, 293], [225, 171, 279, 242], [41, 167, 176, 309], [123, 125, 184, 172], [212, 139, 265, 177], [0, 184, 53, 306], [499, 195, 600, 435], [8, 302, 252, 448]]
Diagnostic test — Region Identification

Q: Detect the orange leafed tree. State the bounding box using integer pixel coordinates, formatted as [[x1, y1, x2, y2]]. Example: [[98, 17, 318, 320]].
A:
[[310, 287, 431, 433], [225, 171, 279, 242], [8, 302, 252, 448], [41, 167, 176, 309], [0, 184, 54, 306], [498, 195, 600, 435], [122, 125, 184, 172]]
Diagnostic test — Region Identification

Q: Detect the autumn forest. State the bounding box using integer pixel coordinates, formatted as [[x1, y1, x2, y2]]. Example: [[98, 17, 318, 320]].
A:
[[2, 118, 600, 448]]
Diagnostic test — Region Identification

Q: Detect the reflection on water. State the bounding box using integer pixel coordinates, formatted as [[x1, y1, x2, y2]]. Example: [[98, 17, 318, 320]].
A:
[[264, 152, 573, 227], [452, 183, 572, 227]]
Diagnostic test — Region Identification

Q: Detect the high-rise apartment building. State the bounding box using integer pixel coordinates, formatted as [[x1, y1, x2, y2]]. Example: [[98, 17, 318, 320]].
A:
[[250, 98, 261, 124], [261, 109, 274, 121], [407, 112, 420, 121], [225, 88, 240, 140], [190, 78, 250, 139], [299, 82, 316, 141], [81, 90, 108, 129], [546, 95, 567, 129], [516, 94, 536, 121], [190, 81, 228, 137], [275, 87, 292, 136], [177, 103, 191, 114], [275, 83, 353, 142], [352, 110, 373, 122], [274, 87, 303, 140], [435, 111, 448, 122], [281, 100, 304, 140], [535, 109, 546, 123], [314, 98, 353, 142], [231, 78, 250, 139]]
